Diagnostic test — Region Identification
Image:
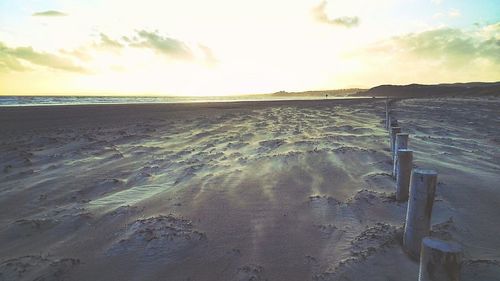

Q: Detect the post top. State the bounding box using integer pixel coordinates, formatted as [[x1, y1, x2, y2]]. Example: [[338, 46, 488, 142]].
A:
[[422, 237, 462, 253], [413, 168, 437, 176]]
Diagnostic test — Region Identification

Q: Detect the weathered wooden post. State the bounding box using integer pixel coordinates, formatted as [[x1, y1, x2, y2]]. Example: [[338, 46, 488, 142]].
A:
[[390, 127, 402, 155], [393, 133, 409, 176], [396, 149, 413, 201], [403, 168, 438, 259], [385, 100, 390, 129], [419, 237, 462, 281]]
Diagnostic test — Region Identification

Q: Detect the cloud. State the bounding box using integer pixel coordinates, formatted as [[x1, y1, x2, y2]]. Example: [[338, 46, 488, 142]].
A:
[[60, 48, 92, 61], [128, 30, 194, 60], [1, 29, 216, 74], [96, 33, 124, 50], [199, 44, 218, 66], [481, 22, 500, 39], [0, 42, 87, 73], [32, 10, 67, 17], [59, 33, 123, 61], [347, 23, 500, 84], [0, 44, 27, 72], [448, 9, 461, 18], [433, 9, 461, 19], [312, 1, 359, 28], [385, 25, 500, 66]]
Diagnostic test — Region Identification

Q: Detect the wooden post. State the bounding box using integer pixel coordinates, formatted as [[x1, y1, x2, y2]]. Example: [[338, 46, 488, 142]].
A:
[[390, 118, 398, 128], [419, 237, 462, 281], [403, 168, 438, 259], [390, 127, 402, 155], [393, 133, 409, 176], [385, 100, 390, 130], [396, 149, 413, 201]]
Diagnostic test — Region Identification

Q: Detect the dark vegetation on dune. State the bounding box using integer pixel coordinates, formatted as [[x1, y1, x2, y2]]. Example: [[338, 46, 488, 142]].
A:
[[352, 81, 500, 98], [271, 88, 365, 97], [266, 81, 500, 99]]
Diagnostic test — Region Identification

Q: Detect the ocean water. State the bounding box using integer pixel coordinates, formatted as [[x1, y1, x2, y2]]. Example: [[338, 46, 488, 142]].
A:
[[0, 95, 359, 106]]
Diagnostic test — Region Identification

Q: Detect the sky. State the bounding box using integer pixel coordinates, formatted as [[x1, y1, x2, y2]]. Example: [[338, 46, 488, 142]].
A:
[[0, 0, 499, 96]]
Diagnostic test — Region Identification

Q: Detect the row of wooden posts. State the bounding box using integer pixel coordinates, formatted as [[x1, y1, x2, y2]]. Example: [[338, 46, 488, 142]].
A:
[[385, 100, 462, 281]]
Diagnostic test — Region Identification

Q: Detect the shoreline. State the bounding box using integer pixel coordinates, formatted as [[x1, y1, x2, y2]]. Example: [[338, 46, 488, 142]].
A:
[[0, 98, 378, 131], [0, 96, 375, 108], [2, 94, 497, 108]]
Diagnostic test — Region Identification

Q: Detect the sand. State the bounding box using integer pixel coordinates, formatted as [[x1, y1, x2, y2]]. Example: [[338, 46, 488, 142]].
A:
[[0, 98, 499, 281]]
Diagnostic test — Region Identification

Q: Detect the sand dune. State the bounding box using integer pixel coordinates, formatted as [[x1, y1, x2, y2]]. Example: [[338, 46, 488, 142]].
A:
[[0, 98, 499, 280]]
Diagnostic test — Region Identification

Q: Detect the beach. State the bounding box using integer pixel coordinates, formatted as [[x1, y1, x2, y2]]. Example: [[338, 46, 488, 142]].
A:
[[0, 97, 499, 281]]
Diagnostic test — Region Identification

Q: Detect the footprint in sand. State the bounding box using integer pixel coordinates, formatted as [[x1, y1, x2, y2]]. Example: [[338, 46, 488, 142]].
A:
[[106, 214, 206, 262], [236, 264, 267, 281]]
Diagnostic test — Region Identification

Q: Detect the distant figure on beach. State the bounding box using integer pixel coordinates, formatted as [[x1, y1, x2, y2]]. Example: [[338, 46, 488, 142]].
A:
[[325, 94, 328, 99]]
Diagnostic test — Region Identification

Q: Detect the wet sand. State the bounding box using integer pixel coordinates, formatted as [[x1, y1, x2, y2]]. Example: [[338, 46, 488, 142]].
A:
[[0, 97, 499, 281]]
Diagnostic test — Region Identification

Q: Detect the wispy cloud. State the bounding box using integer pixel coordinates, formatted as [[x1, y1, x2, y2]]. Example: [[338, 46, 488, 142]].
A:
[[60, 33, 124, 61], [32, 10, 67, 17], [0, 42, 86, 73], [448, 9, 461, 18], [433, 9, 461, 19], [312, 1, 359, 28], [199, 44, 218, 66], [96, 33, 124, 50], [128, 30, 194, 60], [59, 48, 92, 61]]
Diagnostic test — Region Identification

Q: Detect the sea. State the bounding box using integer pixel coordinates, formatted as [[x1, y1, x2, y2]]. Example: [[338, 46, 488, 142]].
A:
[[0, 95, 364, 107]]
